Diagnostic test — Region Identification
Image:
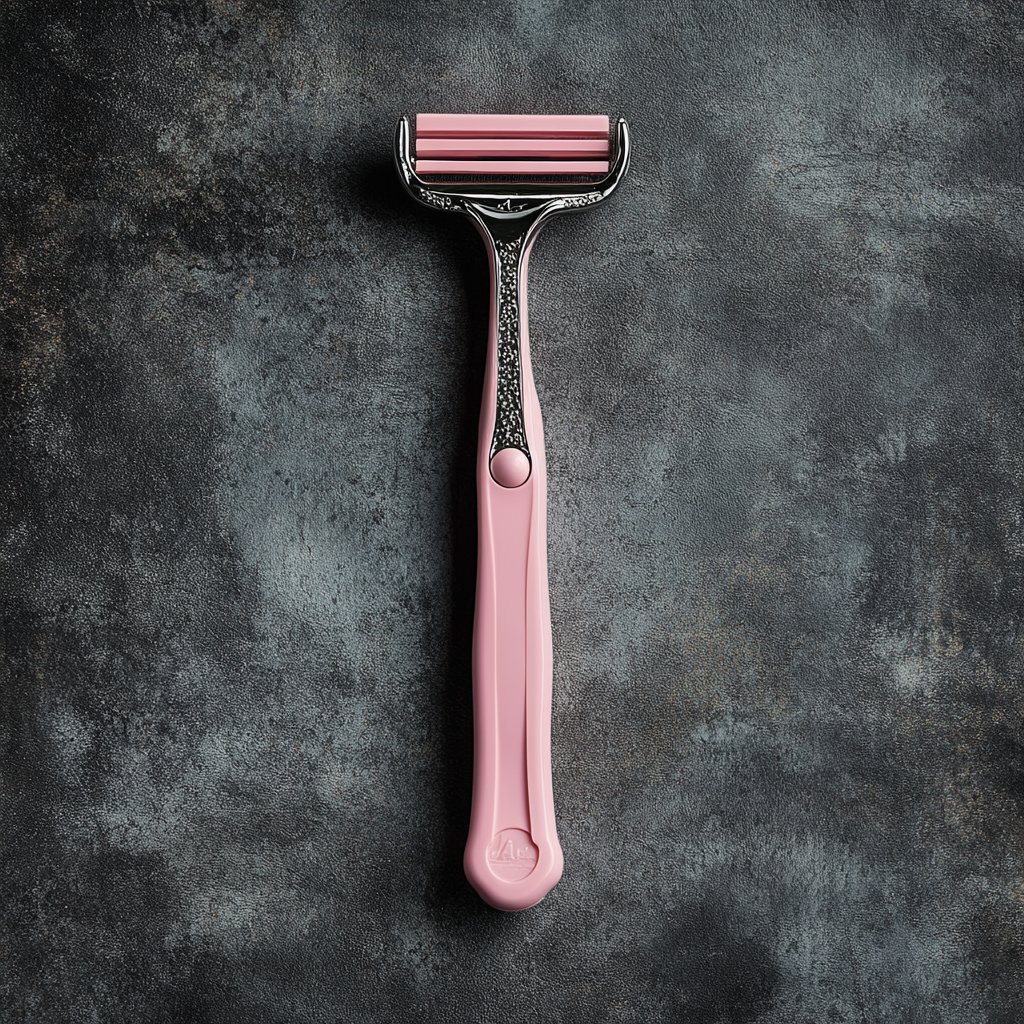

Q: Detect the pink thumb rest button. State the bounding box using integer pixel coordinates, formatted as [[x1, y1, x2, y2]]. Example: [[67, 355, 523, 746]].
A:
[[489, 447, 531, 488]]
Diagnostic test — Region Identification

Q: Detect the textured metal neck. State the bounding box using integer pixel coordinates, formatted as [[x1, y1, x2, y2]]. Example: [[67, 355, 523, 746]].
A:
[[465, 208, 545, 465]]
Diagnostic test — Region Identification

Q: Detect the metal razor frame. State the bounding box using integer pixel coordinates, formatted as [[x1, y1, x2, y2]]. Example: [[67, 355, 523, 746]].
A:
[[393, 116, 630, 470]]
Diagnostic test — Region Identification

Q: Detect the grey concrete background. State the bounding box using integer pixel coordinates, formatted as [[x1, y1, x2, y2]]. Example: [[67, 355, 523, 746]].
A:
[[2, 1, 1023, 1021]]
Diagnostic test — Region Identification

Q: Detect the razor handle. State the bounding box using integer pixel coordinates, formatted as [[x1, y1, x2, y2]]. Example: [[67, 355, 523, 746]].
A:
[[392, 114, 630, 911], [463, 207, 563, 911]]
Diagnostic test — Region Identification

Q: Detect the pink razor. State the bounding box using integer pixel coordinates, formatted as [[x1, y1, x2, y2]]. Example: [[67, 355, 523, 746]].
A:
[[394, 114, 630, 911]]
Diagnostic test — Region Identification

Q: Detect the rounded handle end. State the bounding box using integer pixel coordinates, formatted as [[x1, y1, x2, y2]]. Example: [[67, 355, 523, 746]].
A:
[[465, 829, 563, 912]]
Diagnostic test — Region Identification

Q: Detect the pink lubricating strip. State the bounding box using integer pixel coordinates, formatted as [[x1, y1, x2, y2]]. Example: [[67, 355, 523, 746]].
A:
[[416, 137, 609, 159], [417, 112, 609, 139], [416, 159, 609, 175]]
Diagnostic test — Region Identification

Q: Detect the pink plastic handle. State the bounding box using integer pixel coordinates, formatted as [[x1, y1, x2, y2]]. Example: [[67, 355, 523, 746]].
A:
[[463, 233, 563, 912]]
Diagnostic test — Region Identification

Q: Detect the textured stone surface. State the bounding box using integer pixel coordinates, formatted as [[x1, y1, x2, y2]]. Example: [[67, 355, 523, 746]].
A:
[[2, 1, 1023, 1021]]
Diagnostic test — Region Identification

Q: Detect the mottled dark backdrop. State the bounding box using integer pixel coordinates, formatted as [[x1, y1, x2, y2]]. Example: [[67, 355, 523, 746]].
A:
[[2, 1, 1023, 1021]]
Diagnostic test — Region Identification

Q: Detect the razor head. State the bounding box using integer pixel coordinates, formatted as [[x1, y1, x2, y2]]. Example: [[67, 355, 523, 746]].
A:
[[415, 114, 611, 178], [394, 113, 630, 209]]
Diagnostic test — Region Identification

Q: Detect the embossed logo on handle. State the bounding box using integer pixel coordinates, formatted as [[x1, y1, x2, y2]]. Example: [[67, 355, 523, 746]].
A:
[[487, 829, 539, 880]]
